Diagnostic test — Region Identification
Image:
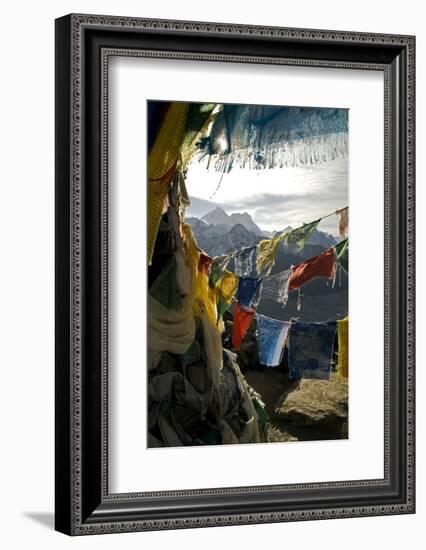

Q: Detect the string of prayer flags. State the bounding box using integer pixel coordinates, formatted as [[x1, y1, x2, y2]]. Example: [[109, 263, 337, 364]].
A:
[[234, 245, 257, 277], [232, 302, 256, 350], [288, 321, 337, 380], [259, 269, 291, 307], [256, 314, 291, 367], [284, 219, 320, 250], [337, 317, 349, 379], [288, 248, 336, 291], [334, 238, 349, 273], [256, 234, 282, 276], [198, 253, 213, 275], [337, 207, 349, 238], [148, 102, 189, 265], [149, 256, 183, 311], [216, 270, 239, 303], [237, 277, 261, 308]]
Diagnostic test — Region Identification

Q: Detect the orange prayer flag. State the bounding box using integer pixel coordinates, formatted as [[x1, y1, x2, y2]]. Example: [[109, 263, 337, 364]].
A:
[[232, 302, 255, 350]]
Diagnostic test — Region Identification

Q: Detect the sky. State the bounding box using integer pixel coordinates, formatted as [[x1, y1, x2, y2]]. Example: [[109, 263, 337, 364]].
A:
[[185, 156, 348, 236]]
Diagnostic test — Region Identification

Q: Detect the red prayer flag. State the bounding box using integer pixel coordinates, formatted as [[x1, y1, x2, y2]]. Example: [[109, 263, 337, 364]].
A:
[[288, 248, 336, 291], [232, 302, 255, 350], [198, 253, 213, 275]]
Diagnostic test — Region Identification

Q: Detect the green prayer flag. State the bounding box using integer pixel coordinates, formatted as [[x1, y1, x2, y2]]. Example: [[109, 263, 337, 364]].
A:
[[216, 295, 232, 323], [209, 255, 231, 287], [335, 238, 349, 273], [285, 219, 320, 249], [149, 256, 183, 310]]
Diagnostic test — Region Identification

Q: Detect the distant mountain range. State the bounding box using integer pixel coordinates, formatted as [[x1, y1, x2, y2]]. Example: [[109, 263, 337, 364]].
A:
[[186, 207, 347, 322], [187, 207, 336, 258], [201, 207, 267, 236]]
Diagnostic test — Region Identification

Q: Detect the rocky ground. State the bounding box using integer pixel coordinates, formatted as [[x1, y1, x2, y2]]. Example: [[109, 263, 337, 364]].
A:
[[244, 369, 348, 442]]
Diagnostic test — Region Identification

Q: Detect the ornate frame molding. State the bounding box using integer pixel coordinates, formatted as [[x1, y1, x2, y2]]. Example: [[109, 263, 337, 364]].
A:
[[55, 14, 415, 535]]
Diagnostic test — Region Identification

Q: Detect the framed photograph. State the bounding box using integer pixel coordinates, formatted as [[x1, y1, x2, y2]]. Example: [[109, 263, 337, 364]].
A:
[[55, 14, 415, 535]]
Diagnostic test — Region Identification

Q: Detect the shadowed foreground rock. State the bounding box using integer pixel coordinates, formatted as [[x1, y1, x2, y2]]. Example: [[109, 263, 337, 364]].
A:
[[245, 370, 348, 442]]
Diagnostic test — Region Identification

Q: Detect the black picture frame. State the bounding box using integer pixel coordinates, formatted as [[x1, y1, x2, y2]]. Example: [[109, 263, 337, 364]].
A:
[[55, 13, 415, 535]]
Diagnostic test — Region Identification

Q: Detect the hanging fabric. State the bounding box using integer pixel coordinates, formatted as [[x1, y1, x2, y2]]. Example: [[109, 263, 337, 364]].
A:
[[198, 253, 213, 275], [216, 295, 233, 323], [337, 207, 349, 238], [337, 317, 349, 379], [284, 219, 320, 249], [237, 277, 261, 308], [149, 255, 183, 311], [288, 247, 336, 291], [148, 292, 195, 356], [256, 234, 282, 275], [148, 102, 189, 264], [288, 321, 337, 379], [259, 269, 291, 307], [209, 254, 231, 287], [234, 246, 257, 277], [216, 270, 239, 303], [232, 302, 256, 350], [256, 314, 291, 367], [334, 238, 349, 273]]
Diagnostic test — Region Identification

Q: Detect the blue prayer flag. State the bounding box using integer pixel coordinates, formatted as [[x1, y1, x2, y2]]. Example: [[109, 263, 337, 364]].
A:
[[256, 314, 291, 367], [288, 321, 337, 380], [237, 277, 261, 308]]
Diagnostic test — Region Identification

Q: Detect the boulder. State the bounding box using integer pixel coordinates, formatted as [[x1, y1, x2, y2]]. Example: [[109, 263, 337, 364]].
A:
[[275, 376, 348, 426]]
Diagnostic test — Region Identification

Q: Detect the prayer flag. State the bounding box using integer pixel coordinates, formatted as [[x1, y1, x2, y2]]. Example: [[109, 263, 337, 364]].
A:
[[198, 253, 213, 275], [148, 103, 189, 264], [232, 302, 255, 350], [216, 295, 232, 322], [234, 246, 257, 277], [237, 277, 261, 308], [284, 219, 320, 249], [216, 270, 239, 303], [337, 317, 349, 379], [149, 256, 182, 311], [337, 207, 349, 238], [288, 321, 337, 379], [209, 255, 231, 286], [256, 314, 291, 367], [259, 269, 291, 307], [256, 235, 282, 275], [288, 248, 336, 291], [334, 238, 349, 273]]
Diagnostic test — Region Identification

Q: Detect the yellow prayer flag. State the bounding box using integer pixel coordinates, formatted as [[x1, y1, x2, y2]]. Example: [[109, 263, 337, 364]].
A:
[[337, 317, 349, 379], [256, 235, 282, 275], [216, 270, 239, 303], [147, 103, 189, 265]]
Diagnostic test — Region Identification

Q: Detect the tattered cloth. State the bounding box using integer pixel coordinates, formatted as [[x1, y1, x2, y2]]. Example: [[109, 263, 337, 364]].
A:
[[147, 102, 189, 265], [234, 246, 257, 277], [256, 314, 291, 367], [209, 255, 231, 286], [237, 277, 261, 308], [198, 253, 213, 275], [337, 207, 349, 238], [256, 235, 282, 275], [216, 270, 239, 303], [288, 247, 336, 291], [337, 317, 349, 379], [284, 219, 320, 250], [232, 302, 256, 350], [334, 238, 349, 273], [259, 269, 291, 307], [288, 321, 337, 380], [204, 105, 348, 171], [149, 255, 183, 311]]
